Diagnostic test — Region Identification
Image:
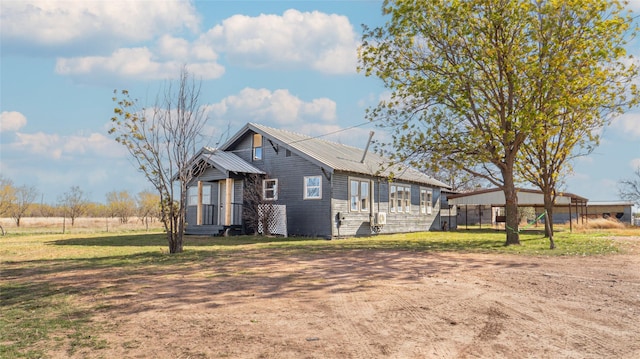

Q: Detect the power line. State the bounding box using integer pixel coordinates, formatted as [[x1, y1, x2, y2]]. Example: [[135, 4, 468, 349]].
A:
[[286, 120, 376, 145]]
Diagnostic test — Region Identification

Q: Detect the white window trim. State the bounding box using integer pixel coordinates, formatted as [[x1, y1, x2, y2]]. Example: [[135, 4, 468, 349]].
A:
[[349, 178, 371, 212], [420, 188, 433, 215], [304, 176, 322, 199], [390, 183, 411, 213], [262, 179, 278, 200]]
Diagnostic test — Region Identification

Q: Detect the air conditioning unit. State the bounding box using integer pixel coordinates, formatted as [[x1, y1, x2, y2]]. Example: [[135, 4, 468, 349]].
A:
[[374, 212, 387, 226]]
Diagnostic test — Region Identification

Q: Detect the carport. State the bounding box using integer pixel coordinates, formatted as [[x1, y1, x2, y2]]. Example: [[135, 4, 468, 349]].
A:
[[446, 188, 588, 232]]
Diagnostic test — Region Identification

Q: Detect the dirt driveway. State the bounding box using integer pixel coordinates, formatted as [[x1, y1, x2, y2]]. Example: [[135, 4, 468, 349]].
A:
[[39, 238, 640, 358]]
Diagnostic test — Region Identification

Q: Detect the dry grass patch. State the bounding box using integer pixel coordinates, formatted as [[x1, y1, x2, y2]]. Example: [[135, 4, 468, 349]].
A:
[[0, 217, 163, 235], [573, 217, 629, 231]]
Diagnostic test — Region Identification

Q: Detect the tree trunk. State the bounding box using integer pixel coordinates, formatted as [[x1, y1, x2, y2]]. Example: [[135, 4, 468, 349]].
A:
[[542, 191, 555, 238], [544, 214, 555, 249], [542, 189, 556, 249], [503, 179, 521, 246], [167, 231, 183, 254]]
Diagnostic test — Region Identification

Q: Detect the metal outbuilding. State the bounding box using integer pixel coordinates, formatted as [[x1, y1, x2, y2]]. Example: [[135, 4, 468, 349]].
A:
[[446, 188, 589, 231]]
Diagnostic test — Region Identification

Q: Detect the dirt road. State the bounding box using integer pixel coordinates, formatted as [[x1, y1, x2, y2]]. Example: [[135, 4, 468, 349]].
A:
[[39, 238, 640, 358]]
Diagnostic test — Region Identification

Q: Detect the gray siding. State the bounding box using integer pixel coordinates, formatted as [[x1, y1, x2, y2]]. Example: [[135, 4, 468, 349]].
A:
[[235, 131, 333, 238], [187, 128, 448, 238], [330, 173, 441, 237]]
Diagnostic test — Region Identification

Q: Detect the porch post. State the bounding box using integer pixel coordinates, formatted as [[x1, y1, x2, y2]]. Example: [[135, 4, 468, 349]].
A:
[[569, 201, 573, 232], [225, 178, 233, 226], [197, 181, 203, 225]]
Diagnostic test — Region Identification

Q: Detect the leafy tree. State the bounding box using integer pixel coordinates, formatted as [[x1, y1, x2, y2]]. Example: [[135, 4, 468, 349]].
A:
[[59, 186, 88, 226], [618, 166, 640, 206], [106, 190, 136, 223], [109, 67, 208, 253], [359, 0, 638, 246], [516, 0, 638, 248], [10, 185, 38, 227]]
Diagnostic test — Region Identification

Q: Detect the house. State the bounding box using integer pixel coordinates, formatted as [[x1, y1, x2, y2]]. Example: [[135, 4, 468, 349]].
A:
[[185, 123, 451, 238]]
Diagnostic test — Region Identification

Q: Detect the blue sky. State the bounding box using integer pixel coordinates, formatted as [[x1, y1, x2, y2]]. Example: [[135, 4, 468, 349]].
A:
[[1, 0, 639, 204]]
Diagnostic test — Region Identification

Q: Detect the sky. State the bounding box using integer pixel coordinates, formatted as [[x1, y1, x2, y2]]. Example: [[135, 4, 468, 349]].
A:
[[1, 0, 639, 205]]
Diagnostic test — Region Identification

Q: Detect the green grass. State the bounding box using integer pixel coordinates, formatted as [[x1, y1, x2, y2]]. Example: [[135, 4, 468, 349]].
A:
[[1, 228, 637, 358], [0, 282, 107, 358]]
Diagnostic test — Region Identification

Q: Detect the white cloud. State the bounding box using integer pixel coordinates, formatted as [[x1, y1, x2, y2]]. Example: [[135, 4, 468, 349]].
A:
[[43, 8, 358, 81], [204, 87, 337, 127], [202, 9, 359, 74], [631, 158, 640, 170], [13, 132, 63, 159], [1, 0, 199, 52], [611, 111, 640, 138], [55, 46, 224, 81], [0, 111, 27, 132], [11, 131, 124, 160]]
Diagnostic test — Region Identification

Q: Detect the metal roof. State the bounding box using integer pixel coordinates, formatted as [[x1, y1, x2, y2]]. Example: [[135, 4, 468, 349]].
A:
[[221, 123, 450, 188], [587, 201, 635, 207], [447, 187, 588, 206], [198, 147, 265, 175]]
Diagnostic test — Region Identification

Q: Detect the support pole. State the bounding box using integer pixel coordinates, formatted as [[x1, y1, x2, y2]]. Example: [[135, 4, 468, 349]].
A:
[[225, 178, 233, 226], [569, 202, 573, 232], [197, 181, 203, 225]]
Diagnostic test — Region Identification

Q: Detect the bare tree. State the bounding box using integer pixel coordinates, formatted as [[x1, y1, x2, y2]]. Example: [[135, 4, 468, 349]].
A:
[[59, 186, 88, 227], [106, 190, 136, 224], [109, 67, 208, 253], [10, 185, 38, 227], [618, 167, 640, 206], [0, 176, 16, 235], [137, 190, 161, 231]]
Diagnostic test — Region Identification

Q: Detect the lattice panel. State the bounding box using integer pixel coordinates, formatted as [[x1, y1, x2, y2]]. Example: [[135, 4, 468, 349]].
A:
[[257, 204, 288, 237]]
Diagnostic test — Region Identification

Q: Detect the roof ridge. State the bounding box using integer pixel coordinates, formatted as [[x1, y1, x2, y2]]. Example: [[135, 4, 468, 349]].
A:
[[249, 122, 369, 151]]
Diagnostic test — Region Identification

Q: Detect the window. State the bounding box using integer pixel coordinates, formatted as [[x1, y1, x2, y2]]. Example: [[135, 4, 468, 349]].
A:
[[252, 133, 263, 160], [304, 176, 322, 199], [188, 184, 211, 205], [202, 185, 211, 205], [187, 186, 198, 206], [350, 178, 370, 212], [360, 181, 369, 211], [390, 184, 411, 213], [263, 179, 278, 200], [420, 188, 432, 215]]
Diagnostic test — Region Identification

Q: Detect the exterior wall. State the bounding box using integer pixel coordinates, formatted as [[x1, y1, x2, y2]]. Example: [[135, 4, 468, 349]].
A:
[[233, 131, 333, 238], [331, 173, 441, 237], [456, 205, 498, 227], [586, 204, 632, 224], [439, 193, 458, 230], [544, 204, 632, 224], [188, 129, 449, 238]]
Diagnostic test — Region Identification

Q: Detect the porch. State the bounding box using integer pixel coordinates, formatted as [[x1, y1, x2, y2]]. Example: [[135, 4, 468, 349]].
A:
[[185, 202, 244, 235]]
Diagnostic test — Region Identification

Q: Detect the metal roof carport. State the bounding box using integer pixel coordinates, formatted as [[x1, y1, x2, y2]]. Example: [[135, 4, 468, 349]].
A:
[[446, 188, 589, 231]]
